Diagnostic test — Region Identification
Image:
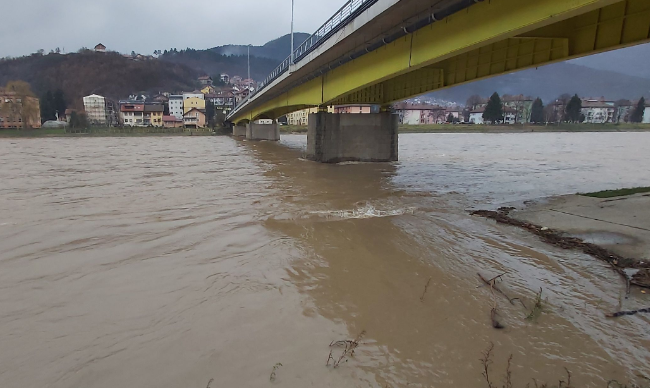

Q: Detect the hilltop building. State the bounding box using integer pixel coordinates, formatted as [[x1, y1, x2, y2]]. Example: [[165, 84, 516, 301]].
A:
[[94, 43, 106, 53]]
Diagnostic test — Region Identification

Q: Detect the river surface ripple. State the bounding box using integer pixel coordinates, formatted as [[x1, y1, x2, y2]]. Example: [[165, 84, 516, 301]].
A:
[[1, 133, 649, 388]]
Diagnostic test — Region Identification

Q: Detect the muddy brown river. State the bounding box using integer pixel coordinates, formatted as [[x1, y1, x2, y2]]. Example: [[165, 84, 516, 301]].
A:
[[1, 133, 649, 387]]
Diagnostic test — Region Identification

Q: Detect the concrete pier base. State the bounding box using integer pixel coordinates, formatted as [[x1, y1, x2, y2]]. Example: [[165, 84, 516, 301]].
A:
[[246, 123, 280, 141], [307, 112, 398, 163], [233, 125, 247, 137]]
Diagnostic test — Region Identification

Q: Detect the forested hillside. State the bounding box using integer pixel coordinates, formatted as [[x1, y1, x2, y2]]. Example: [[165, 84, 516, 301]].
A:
[[0, 51, 198, 109], [158, 49, 280, 82]]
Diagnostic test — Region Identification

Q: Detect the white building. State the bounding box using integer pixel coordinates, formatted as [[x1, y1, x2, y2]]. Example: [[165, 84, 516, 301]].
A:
[[581, 98, 615, 123], [169, 95, 184, 120], [83, 94, 108, 125]]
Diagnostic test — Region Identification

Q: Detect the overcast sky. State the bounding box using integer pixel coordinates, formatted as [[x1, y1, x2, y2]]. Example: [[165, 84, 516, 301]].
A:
[[0, 0, 346, 57]]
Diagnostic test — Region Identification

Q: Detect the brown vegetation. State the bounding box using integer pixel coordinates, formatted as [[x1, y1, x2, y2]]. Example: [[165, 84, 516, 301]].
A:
[[0, 52, 198, 110]]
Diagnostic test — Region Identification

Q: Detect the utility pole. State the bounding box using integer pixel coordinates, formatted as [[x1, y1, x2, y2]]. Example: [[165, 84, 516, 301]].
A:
[[247, 45, 251, 80], [290, 0, 295, 63]]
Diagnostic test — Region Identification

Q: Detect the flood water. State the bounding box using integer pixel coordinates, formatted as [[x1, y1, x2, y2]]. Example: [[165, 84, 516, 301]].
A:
[[1, 133, 649, 388]]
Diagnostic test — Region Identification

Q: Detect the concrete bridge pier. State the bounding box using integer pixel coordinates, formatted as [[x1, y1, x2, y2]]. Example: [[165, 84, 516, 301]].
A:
[[246, 122, 280, 141], [233, 125, 247, 137], [307, 112, 398, 163]]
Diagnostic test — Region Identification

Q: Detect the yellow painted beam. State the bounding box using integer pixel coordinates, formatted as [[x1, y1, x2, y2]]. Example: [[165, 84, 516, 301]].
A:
[[337, 0, 648, 105], [232, 0, 649, 121]]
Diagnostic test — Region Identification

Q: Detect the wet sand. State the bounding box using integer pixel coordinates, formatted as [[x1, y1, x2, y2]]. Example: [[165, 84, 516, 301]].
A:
[[510, 193, 650, 262]]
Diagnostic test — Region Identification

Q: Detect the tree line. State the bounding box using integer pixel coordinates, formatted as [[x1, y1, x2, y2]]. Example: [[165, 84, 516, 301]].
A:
[[474, 92, 646, 124]]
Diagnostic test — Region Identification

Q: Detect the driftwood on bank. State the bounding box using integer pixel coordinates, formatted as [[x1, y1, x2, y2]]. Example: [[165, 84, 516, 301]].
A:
[[326, 330, 366, 368], [471, 209, 650, 294], [606, 307, 650, 318]]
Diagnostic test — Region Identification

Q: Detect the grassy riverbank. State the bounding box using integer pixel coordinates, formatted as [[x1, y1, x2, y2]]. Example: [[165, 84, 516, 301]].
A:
[[581, 186, 650, 198], [280, 123, 650, 134], [0, 127, 215, 137]]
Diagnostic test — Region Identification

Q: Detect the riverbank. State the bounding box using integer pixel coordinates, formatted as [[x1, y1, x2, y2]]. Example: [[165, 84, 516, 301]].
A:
[[0, 128, 215, 137], [472, 189, 650, 288], [280, 123, 650, 134]]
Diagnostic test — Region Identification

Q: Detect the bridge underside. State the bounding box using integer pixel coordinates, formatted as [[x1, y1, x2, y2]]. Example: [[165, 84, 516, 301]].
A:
[[231, 0, 650, 125]]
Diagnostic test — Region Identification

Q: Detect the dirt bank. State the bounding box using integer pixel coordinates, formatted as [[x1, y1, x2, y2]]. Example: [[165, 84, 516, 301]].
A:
[[472, 192, 650, 288]]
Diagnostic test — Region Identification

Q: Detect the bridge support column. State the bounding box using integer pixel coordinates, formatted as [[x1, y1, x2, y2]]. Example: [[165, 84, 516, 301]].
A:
[[246, 122, 280, 141], [307, 112, 398, 163], [233, 125, 247, 137]]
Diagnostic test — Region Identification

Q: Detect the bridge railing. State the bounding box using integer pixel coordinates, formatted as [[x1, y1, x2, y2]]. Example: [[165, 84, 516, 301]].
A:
[[232, 0, 379, 116]]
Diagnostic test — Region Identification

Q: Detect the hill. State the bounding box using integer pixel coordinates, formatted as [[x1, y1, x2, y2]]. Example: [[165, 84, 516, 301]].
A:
[[0, 51, 198, 109], [427, 62, 650, 104], [158, 49, 280, 82], [210, 33, 311, 62], [570, 43, 650, 79]]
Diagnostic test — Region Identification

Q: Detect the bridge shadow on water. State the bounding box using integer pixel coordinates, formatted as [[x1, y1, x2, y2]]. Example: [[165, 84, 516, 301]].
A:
[[232, 138, 649, 388]]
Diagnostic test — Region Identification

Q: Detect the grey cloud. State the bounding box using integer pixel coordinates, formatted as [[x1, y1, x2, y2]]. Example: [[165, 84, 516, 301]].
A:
[[0, 0, 345, 57]]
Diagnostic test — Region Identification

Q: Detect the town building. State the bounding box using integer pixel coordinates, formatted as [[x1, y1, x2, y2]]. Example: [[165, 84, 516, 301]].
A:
[[393, 102, 447, 124], [220, 74, 230, 84], [169, 95, 184, 119], [198, 75, 213, 86], [581, 98, 615, 123], [183, 91, 204, 101], [333, 104, 378, 114], [615, 100, 650, 123], [120, 101, 144, 126], [286, 108, 317, 125], [205, 91, 236, 114], [0, 91, 41, 129], [201, 85, 217, 95], [144, 104, 164, 126], [230, 76, 243, 85], [163, 115, 184, 128], [94, 43, 106, 53], [183, 108, 206, 128], [183, 97, 205, 114], [501, 95, 534, 123], [83, 94, 114, 126], [469, 106, 517, 124]]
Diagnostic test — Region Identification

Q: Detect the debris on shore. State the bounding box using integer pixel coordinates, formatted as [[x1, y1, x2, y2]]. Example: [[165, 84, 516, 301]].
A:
[[471, 208, 650, 290]]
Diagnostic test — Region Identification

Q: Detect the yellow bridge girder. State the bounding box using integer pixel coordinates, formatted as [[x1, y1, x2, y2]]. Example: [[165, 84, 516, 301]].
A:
[[231, 0, 650, 124]]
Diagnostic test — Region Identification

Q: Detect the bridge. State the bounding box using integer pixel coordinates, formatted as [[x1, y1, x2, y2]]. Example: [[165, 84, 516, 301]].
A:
[[228, 0, 650, 162]]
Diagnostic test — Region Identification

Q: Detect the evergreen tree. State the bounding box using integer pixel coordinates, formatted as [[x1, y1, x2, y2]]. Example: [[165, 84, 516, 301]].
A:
[[630, 97, 646, 123], [40, 90, 56, 122], [530, 98, 545, 123], [52, 89, 66, 118], [564, 94, 583, 122], [483, 92, 503, 123], [205, 99, 216, 128], [447, 113, 454, 123]]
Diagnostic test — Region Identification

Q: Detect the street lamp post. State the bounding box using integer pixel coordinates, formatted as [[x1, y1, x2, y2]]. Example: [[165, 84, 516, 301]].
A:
[[290, 0, 295, 63], [247, 44, 251, 80]]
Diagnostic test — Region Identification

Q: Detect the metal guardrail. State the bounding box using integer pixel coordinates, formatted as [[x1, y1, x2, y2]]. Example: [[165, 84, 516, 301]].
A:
[[230, 0, 379, 117]]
